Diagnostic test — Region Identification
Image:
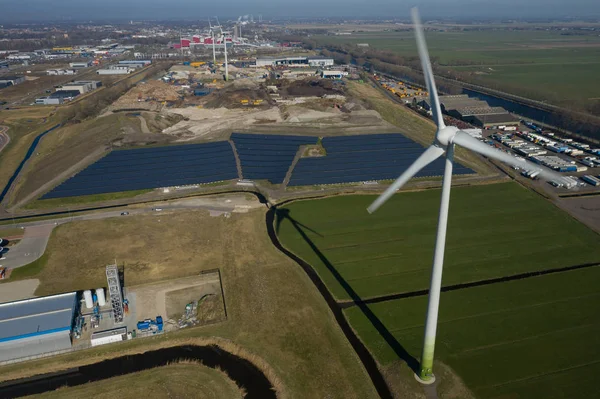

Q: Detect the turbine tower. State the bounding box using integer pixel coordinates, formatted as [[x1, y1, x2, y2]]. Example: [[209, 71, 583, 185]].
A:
[[219, 25, 229, 81], [367, 7, 569, 384], [208, 18, 217, 64]]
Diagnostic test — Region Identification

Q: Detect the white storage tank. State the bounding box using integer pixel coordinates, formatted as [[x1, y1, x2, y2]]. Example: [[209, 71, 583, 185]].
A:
[[83, 290, 93, 309], [96, 288, 106, 306]]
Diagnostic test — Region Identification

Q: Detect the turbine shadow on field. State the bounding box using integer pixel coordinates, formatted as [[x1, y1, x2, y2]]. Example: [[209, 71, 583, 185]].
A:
[[275, 208, 420, 373]]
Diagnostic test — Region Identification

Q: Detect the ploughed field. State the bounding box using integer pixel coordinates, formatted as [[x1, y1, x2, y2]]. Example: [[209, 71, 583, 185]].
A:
[[277, 182, 600, 398]]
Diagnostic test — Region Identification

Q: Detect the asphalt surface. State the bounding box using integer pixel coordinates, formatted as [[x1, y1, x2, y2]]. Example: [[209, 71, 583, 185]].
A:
[[0, 195, 259, 270]]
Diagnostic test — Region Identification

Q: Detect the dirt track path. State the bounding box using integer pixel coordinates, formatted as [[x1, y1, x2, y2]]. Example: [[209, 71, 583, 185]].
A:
[[0, 126, 9, 154], [137, 115, 151, 134]]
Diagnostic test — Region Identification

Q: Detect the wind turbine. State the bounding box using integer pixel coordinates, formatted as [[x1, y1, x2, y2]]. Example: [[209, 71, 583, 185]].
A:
[[208, 18, 217, 64], [219, 25, 229, 81], [367, 8, 569, 384]]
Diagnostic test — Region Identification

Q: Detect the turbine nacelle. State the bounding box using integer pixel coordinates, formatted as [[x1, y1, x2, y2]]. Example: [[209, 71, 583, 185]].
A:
[[436, 126, 459, 147]]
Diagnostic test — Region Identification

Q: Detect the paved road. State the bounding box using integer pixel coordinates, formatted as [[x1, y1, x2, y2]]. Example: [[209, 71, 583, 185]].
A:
[[0, 224, 53, 269], [0, 126, 9, 154], [0, 194, 261, 270]]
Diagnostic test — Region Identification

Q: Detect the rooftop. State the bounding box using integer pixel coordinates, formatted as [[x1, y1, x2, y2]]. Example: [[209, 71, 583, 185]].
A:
[[0, 292, 77, 342], [474, 113, 520, 125], [455, 106, 508, 116]]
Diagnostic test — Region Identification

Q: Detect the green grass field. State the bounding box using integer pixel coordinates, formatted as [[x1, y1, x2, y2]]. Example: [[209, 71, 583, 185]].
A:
[[30, 362, 243, 398], [316, 30, 600, 104], [277, 182, 600, 300], [344, 267, 600, 399], [25, 189, 153, 209]]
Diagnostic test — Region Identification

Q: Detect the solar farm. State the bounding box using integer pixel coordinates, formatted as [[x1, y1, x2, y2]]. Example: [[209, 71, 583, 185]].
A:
[[42, 133, 474, 199], [42, 142, 239, 199], [231, 133, 318, 184], [276, 182, 600, 398], [289, 134, 472, 186]]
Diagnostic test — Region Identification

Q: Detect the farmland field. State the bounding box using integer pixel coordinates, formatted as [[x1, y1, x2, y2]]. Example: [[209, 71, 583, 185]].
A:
[[315, 30, 600, 104], [344, 267, 600, 399], [277, 182, 600, 397], [277, 182, 600, 300]]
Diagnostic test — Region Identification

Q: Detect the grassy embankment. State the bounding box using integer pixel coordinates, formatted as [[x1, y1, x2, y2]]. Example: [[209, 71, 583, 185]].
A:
[[28, 362, 243, 399], [276, 182, 600, 397], [0, 208, 379, 399]]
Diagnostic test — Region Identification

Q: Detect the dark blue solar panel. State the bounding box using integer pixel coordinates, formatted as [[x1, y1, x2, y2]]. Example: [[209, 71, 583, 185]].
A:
[[42, 141, 239, 199], [289, 133, 474, 186], [231, 133, 318, 184]]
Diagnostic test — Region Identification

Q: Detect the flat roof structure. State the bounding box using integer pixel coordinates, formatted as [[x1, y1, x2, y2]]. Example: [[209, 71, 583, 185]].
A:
[[454, 106, 508, 117], [0, 292, 77, 362], [473, 113, 520, 127]]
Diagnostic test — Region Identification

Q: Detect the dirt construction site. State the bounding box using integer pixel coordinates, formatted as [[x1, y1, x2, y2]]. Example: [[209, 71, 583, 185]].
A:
[[97, 63, 400, 143]]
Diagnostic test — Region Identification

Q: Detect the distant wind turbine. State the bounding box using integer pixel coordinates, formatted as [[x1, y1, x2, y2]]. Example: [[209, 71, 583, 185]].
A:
[[208, 18, 217, 64], [367, 7, 569, 384], [219, 25, 229, 81]]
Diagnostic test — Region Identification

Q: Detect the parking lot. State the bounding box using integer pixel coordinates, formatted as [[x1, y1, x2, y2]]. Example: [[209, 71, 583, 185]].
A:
[[481, 121, 600, 193]]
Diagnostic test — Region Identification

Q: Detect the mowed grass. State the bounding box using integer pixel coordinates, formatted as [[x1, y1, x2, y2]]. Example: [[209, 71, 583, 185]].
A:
[[0, 207, 378, 399], [344, 267, 600, 399], [277, 182, 600, 300], [24, 189, 153, 209], [29, 362, 243, 399]]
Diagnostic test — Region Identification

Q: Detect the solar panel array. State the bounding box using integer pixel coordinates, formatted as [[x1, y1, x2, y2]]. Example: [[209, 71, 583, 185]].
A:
[[289, 134, 473, 186], [231, 133, 318, 184], [42, 141, 239, 199]]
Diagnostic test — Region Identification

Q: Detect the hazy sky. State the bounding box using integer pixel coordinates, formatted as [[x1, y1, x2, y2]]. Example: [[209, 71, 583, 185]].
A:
[[0, 0, 598, 22]]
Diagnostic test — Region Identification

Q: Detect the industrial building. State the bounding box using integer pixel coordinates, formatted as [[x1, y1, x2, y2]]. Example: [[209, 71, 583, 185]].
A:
[[0, 60, 8, 69], [56, 82, 95, 94], [419, 94, 519, 128], [321, 70, 348, 79], [46, 69, 77, 76], [72, 80, 102, 89], [69, 61, 92, 68], [118, 60, 152, 67], [35, 96, 64, 105], [97, 65, 136, 75], [255, 56, 334, 67], [0, 76, 26, 88], [0, 293, 78, 363]]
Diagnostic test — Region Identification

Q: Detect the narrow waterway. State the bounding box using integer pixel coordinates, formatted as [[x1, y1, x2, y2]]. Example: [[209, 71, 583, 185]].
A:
[[0, 124, 61, 203], [0, 345, 275, 399]]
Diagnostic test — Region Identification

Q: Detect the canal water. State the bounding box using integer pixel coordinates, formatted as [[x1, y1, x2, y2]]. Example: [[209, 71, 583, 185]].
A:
[[0, 345, 276, 398]]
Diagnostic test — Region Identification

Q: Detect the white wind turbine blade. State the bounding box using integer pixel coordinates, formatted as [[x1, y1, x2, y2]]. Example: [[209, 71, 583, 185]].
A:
[[452, 131, 568, 183], [367, 145, 445, 213], [411, 8, 445, 129]]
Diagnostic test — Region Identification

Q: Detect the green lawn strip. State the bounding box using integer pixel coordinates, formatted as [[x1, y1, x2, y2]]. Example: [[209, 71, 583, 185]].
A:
[[5, 252, 48, 281], [343, 266, 600, 398], [277, 183, 600, 300], [24, 189, 153, 209]]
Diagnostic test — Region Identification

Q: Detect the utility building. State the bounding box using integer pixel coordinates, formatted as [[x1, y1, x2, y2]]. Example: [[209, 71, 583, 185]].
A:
[[0, 293, 78, 363]]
